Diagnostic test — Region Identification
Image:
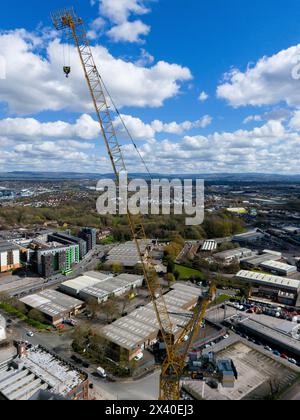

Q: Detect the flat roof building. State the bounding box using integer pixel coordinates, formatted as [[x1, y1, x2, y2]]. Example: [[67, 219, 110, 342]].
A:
[[201, 240, 218, 252], [20, 290, 84, 326], [60, 272, 144, 303], [236, 270, 300, 307], [0, 344, 89, 400], [214, 248, 253, 265], [241, 253, 282, 269], [231, 314, 300, 358], [49, 232, 87, 259], [106, 240, 151, 268], [0, 241, 21, 273], [233, 230, 265, 245], [259, 260, 298, 277]]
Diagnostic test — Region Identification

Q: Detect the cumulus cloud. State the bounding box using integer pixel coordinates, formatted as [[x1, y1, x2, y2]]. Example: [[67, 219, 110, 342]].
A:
[[114, 114, 212, 140], [87, 17, 106, 40], [243, 108, 292, 124], [199, 91, 209, 102], [120, 120, 300, 174], [96, 0, 152, 43], [2, 117, 300, 174], [0, 30, 192, 114], [217, 44, 300, 108], [107, 20, 150, 43], [0, 114, 100, 141]]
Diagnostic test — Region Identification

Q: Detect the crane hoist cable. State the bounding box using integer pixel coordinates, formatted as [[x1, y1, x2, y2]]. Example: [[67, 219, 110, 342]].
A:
[[100, 77, 153, 180], [62, 34, 71, 78]]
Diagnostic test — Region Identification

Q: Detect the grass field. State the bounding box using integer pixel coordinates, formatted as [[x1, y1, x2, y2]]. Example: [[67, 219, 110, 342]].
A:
[[174, 264, 204, 280]]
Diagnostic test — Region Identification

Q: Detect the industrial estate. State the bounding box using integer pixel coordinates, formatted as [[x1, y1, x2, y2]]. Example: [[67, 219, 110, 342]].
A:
[[0, 2, 299, 405]]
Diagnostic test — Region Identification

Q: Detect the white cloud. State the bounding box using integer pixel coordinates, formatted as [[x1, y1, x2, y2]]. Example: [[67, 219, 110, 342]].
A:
[[0, 114, 99, 141], [115, 114, 212, 140], [0, 30, 192, 114], [217, 44, 300, 108], [135, 48, 154, 66], [120, 120, 300, 174], [96, 0, 152, 43], [2, 117, 300, 174], [87, 17, 106, 40], [199, 91, 209, 102], [107, 20, 150, 43], [99, 0, 150, 24], [243, 109, 292, 124], [288, 110, 300, 130]]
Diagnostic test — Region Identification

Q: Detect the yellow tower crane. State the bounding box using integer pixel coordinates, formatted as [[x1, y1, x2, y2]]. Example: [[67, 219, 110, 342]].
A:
[[51, 7, 216, 400]]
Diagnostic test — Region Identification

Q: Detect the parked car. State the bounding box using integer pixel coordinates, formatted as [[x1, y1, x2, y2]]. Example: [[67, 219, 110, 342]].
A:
[[96, 367, 107, 378], [273, 350, 281, 357], [288, 358, 297, 365], [26, 331, 34, 338], [207, 380, 218, 390], [265, 346, 272, 352], [281, 354, 289, 360]]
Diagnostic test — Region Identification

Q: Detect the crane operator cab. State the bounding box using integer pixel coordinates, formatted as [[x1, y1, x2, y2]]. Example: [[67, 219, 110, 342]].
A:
[[63, 66, 71, 78]]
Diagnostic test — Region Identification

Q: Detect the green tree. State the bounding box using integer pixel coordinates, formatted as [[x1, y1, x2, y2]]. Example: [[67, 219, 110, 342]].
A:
[[111, 262, 123, 274], [102, 299, 119, 323], [28, 309, 45, 324], [86, 298, 100, 319], [164, 273, 176, 287]]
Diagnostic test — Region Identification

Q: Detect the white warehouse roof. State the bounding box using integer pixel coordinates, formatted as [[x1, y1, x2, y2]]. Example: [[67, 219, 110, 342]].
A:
[[60, 274, 112, 293], [60, 272, 144, 301], [201, 240, 217, 252], [236, 270, 300, 292], [260, 260, 297, 274]]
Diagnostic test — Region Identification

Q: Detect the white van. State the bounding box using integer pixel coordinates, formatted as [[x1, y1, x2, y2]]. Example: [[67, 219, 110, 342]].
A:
[[134, 353, 144, 362]]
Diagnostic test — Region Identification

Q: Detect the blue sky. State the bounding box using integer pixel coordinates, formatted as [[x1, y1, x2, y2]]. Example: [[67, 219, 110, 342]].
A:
[[1, 0, 300, 174]]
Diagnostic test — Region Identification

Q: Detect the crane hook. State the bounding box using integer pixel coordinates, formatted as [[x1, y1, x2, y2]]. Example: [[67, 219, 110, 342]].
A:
[[63, 66, 71, 78]]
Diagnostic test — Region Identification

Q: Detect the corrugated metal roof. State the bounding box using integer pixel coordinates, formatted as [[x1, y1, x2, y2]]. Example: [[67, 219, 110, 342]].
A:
[[236, 270, 300, 291], [201, 240, 217, 252], [260, 260, 297, 273], [99, 283, 202, 350]]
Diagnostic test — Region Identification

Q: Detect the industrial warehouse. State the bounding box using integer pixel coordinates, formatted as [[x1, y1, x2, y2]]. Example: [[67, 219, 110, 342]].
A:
[[60, 271, 144, 303], [201, 240, 218, 252], [0, 343, 89, 400], [20, 290, 84, 326], [98, 283, 202, 361], [214, 248, 253, 265], [105, 240, 152, 268], [236, 270, 300, 307], [259, 260, 298, 276]]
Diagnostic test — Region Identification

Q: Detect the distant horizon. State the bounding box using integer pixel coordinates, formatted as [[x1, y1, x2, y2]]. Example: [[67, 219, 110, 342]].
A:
[[2, 170, 300, 176]]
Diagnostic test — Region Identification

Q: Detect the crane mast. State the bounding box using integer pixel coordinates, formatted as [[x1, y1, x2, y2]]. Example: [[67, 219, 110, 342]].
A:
[[51, 8, 214, 400]]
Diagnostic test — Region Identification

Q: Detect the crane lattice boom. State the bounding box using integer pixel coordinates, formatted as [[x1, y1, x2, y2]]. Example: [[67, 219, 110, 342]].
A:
[[51, 7, 215, 400]]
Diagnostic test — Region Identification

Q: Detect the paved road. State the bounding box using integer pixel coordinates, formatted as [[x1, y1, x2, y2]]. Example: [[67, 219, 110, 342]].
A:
[[99, 371, 160, 401], [8, 318, 160, 400], [280, 381, 300, 400], [8, 245, 111, 298]]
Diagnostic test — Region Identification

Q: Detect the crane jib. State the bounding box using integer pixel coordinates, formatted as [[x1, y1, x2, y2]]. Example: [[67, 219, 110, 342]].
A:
[[51, 7, 216, 401]]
